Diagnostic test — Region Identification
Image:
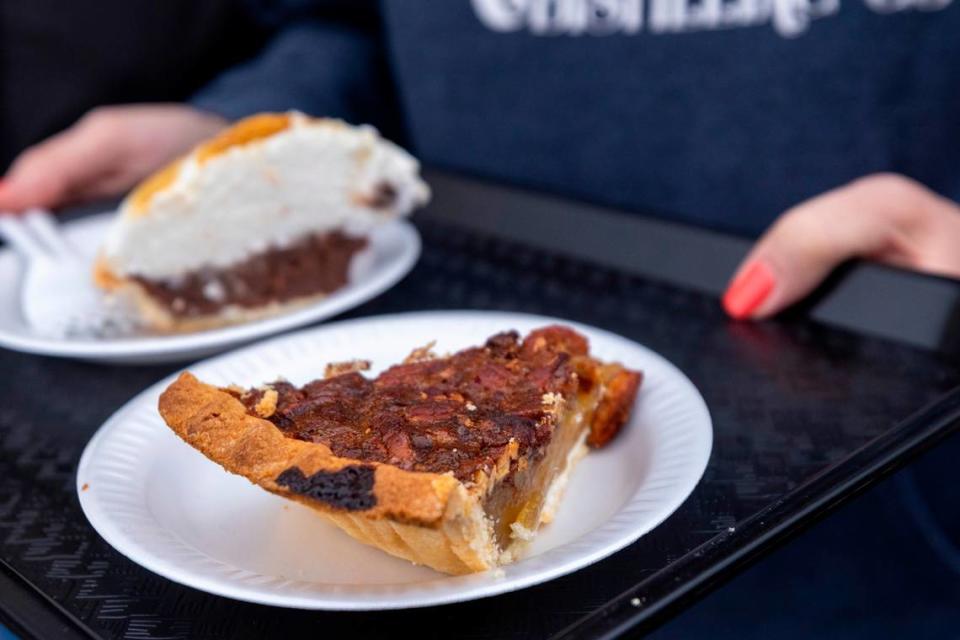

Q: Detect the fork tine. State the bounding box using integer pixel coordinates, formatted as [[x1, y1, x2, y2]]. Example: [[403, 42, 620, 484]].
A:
[[23, 209, 75, 257], [0, 213, 49, 259]]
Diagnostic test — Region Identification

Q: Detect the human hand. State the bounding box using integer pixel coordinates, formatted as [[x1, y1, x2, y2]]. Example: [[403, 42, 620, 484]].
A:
[[722, 173, 960, 319], [0, 105, 227, 212]]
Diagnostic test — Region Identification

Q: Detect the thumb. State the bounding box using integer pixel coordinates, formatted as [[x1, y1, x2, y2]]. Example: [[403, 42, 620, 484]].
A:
[[722, 179, 903, 319]]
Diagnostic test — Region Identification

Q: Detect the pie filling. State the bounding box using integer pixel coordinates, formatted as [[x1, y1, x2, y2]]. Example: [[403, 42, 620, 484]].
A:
[[232, 327, 637, 553], [132, 231, 367, 318], [481, 387, 594, 548]]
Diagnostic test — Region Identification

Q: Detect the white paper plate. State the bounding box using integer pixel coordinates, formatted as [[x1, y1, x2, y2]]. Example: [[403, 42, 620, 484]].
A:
[[0, 213, 420, 364], [77, 311, 712, 609]]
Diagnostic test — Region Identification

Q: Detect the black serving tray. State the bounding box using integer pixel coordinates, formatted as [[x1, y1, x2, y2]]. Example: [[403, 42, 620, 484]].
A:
[[1, 171, 958, 639]]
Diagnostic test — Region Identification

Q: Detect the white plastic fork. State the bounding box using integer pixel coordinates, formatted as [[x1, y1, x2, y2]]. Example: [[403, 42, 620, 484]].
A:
[[0, 209, 140, 338]]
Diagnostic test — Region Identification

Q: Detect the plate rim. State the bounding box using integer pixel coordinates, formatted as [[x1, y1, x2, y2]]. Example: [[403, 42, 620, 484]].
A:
[[76, 310, 713, 610], [0, 212, 421, 359]]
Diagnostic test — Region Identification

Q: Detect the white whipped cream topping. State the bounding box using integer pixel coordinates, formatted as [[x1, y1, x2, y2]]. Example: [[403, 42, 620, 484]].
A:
[[102, 114, 430, 279]]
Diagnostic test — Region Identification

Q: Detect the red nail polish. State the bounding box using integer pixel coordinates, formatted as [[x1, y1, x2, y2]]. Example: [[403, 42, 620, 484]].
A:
[[722, 261, 775, 319]]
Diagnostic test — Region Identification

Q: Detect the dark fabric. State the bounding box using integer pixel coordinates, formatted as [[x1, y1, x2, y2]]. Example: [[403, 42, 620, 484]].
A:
[[190, 0, 401, 138], [0, 0, 263, 171], [191, 18, 400, 139], [379, 2, 960, 236]]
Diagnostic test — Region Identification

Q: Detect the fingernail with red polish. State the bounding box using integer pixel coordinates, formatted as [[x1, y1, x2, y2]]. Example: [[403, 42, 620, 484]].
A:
[[722, 261, 775, 320]]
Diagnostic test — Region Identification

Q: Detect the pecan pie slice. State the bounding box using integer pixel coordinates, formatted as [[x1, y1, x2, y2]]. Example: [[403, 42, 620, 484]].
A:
[[159, 326, 642, 575]]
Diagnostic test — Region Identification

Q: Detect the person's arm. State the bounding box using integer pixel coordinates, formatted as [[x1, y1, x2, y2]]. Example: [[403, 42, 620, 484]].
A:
[[722, 173, 960, 319], [190, 18, 391, 128], [0, 1, 387, 212]]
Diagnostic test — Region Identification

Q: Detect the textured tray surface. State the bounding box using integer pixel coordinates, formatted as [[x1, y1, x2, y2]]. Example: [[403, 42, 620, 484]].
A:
[[1, 219, 958, 639]]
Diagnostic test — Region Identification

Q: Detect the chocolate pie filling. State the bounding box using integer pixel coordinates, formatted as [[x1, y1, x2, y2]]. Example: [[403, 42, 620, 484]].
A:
[[134, 231, 367, 317]]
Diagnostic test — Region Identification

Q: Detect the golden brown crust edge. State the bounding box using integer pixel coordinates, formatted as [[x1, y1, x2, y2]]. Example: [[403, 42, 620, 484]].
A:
[[92, 255, 123, 291], [158, 373, 497, 574], [588, 366, 643, 447], [122, 283, 332, 334]]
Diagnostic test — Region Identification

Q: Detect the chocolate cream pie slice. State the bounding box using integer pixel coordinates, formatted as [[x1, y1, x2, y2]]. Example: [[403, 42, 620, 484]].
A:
[[159, 326, 642, 575], [94, 112, 429, 332]]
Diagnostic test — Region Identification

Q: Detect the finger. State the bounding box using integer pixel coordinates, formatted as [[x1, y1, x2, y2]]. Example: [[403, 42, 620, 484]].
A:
[[722, 178, 906, 320], [0, 147, 72, 211], [878, 187, 960, 279], [0, 119, 118, 211]]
